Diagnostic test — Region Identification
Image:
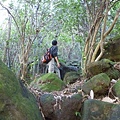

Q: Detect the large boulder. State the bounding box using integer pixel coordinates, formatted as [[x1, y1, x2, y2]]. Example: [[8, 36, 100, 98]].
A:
[[82, 73, 110, 95], [81, 99, 120, 120], [63, 71, 80, 84], [39, 94, 56, 119], [30, 73, 66, 92], [59, 63, 79, 80], [101, 36, 120, 61], [0, 60, 43, 120], [86, 59, 120, 79], [39, 93, 83, 120]]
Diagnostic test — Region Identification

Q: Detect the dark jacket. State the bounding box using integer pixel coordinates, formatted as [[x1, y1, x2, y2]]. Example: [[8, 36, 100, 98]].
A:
[[50, 45, 58, 58]]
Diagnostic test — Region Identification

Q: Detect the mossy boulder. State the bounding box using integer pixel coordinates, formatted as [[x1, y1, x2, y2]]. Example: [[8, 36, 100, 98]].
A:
[[63, 71, 80, 84], [86, 59, 120, 79], [39, 93, 56, 118], [81, 99, 120, 120], [82, 73, 110, 95], [113, 80, 120, 99], [30, 73, 66, 92], [101, 36, 120, 61], [105, 68, 120, 79], [0, 60, 43, 120]]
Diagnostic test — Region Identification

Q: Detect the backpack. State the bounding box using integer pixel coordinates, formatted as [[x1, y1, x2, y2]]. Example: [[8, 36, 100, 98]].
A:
[[41, 48, 52, 64]]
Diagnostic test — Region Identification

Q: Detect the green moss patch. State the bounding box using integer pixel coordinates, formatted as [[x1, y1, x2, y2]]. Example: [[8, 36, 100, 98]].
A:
[[63, 71, 80, 84], [0, 59, 43, 120], [113, 80, 120, 99], [30, 73, 66, 92], [82, 73, 110, 95]]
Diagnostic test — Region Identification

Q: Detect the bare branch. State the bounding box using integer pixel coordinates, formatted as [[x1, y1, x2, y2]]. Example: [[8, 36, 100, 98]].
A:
[[0, 2, 21, 36], [104, 8, 120, 37]]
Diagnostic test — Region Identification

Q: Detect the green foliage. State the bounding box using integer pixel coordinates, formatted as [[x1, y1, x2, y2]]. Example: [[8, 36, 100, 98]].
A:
[[106, 1, 120, 38], [0, 0, 119, 79], [59, 33, 71, 42]]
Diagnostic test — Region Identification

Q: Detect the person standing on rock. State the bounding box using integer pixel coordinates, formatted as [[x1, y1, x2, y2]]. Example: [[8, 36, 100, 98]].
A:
[[47, 40, 61, 78]]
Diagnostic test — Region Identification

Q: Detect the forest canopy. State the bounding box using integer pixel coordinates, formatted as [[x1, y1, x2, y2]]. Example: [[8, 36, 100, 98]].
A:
[[0, 0, 120, 81]]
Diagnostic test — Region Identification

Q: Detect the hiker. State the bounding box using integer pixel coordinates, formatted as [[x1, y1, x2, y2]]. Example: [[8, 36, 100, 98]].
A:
[[47, 40, 61, 78]]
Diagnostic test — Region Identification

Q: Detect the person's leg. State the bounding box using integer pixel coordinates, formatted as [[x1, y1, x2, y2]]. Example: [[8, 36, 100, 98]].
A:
[[48, 58, 55, 73], [54, 65, 61, 79]]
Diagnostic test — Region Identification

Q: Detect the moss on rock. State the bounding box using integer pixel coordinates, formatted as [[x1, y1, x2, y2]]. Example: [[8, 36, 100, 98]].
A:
[[86, 59, 115, 77], [105, 68, 120, 79], [102, 36, 120, 61], [82, 73, 110, 95], [63, 71, 80, 84], [113, 80, 120, 99], [0, 59, 43, 120], [30, 73, 66, 92], [81, 99, 119, 120]]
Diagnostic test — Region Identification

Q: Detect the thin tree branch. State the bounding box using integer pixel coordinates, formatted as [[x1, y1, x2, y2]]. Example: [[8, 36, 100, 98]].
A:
[[104, 8, 120, 37], [0, 2, 21, 36], [95, 0, 109, 61]]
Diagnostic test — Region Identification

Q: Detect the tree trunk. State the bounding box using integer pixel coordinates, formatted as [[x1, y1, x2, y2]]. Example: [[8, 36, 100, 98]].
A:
[[84, 0, 120, 75]]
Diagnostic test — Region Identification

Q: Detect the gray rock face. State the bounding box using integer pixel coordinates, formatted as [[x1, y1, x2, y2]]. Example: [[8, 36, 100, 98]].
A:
[[39, 93, 83, 120]]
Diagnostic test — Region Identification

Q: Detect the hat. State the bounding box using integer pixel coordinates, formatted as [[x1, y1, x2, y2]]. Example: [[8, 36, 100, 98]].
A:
[[52, 40, 57, 45]]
